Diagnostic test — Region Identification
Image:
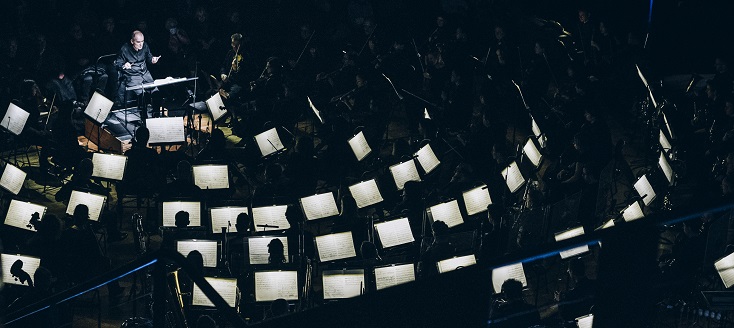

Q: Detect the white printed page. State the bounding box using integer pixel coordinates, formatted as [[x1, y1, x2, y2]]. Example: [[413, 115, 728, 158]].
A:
[[0, 163, 26, 195], [92, 153, 127, 181], [437, 254, 476, 274], [554, 226, 589, 259], [66, 191, 106, 222], [255, 271, 299, 301], [374, 264, 415, 290], [163, 201, 201, 226], [633, 174, 656, 206], [193, 164, 230, 190], [390, 160, 421, 190], [84, 92, 113, 123], [177, 240, 218, 268], [1, 254, 41, 286], [715, 252, 734, 289], [248, 236, 289, 265], [348, 179, 383, 209], [374, 217, 414, 248], [300, 192, 339, 220], [322, 270, 364, 299], [205, 92, 227, 121], [415, 144, 440, 174], [491, 262, 527, 293], [622, 201, 644, 222], [462, 185, 492, 216], [348, 131, 372, 161], [315, 232, 356, 262], [659, 153, 674, 186], [252, 205, 290, 231], [4, 200, 46, 231], [1, 103, 30, 135], [210, 207, 248, 234], [147, 117, 185, 144], [192, 277, 238, 307], [502, 162, 525, 193], [428, 200, 464, 228], [255, 128, 285, 156], [523, 139, 542, 167]]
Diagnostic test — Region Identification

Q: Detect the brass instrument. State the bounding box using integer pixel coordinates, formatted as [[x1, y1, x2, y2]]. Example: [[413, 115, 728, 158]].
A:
[[166, 269, 189, 328]]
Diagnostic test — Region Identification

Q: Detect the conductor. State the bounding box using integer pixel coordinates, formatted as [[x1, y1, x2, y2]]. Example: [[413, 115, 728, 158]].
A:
[[115, 30, 162, 119]]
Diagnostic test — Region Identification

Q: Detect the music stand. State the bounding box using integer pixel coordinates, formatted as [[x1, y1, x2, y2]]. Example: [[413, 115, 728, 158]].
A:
[[191, 277, 239, 308], [0, 163, 27, 195], [502, 161, 526, 193], [659, 129, 672, 156], [530, 115, 547, 149], [436, 254, 477, 274], [522, 137, 543, 168], [209, 206, 248, 234], [315, 231, 357, 262], [658, 151, 675, 186], [162, 201, 202, 227], [389, 159, 421, 190], [633, 174, 656, 206], [348, 178, 384, 209], [147, 117, 186, 146], [714, 252, 734, 289], [374, 217, 414, 248], [1, 103, 30, 136], [621, 200, 645, 222], [247, 236, 290, 265], [177, 239, 218, 268], [491, 262, 527, 293], [4, 199, 46, 232], [575, 314, 594, 328], [91, 153, 128, 181], [322, 269, 365, 299], [299, 192, 339, 221], [347, 131, 372, 161], [251, 205, 290, 232], [192, 164, 230, 190], [254, 128, 285, 157], [554, 226, 589, 259], [83, 92, 115, 150], [66, 190, 107, 222], [307, 96, 324, 124], [205, 92, 228, 123], [374, 263, 415, 291], [426, 200, 464, 228], [1, 253, 41, 287], [462, 185, 492, 216], [414, 143, 440, 174], [254, 270, 299, 302]]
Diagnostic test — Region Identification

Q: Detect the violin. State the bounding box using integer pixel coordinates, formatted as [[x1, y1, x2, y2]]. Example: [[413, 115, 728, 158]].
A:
[[230, 52, 243, 74]]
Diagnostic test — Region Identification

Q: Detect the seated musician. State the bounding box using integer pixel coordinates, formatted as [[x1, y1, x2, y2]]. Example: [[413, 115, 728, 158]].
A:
[[114, 30, 162, 119]]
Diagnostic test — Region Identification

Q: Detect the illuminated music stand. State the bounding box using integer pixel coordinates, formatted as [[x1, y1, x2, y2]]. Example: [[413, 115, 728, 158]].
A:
[[91, 153, 128, 181], [254, 128, 286, 158], [436, 254, 477, 274], [348, 178, 384, 209], [322, 269, 365, 299], [530, 115, 547, 149], [191, 277, 239, 308], [209, 206, 248, 234], [347, 131, 372, 162], [1, 253, 41, 287], [146, 117, 186, 147], [192, 164, 230, 190], [66, 190, 107, 222], [177, 239, 219, 268], [162, 200, 202, 227], [374, 263, 415, 291], [315, 231, 357, 263], [84, 92, 115, 151], [491, 262, 527, 294], [414, 143, 440, 174], [205, 92, 228, 123], [251, 205, 290, 232], [254, 270, 299, 302], [522, 137, 543, 169], [4, 199, 46, 232], [1, 103, 30, 136], [658, 151, 675, 187], [554, 226, 589, 259], [389, 159, 421, 190], [633, 174, 657, 206], [462, 185, 492, 216], [299, 192, 339, 221], [426, 199, 464, 228], [502, 161, 526, 193], [0, 163, 27, 195], [247, 236, 290, 265], [621, 200, 645, 222], [373, 217, 414, 249]]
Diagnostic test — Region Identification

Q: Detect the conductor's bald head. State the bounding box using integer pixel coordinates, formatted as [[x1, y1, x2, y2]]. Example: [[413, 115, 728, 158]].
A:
[[130, 30, 145, 51]]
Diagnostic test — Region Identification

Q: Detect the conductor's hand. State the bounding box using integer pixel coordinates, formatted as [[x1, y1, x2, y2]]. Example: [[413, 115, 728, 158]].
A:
[[123, 62, 132, 69], [152, 56, 161, 64]]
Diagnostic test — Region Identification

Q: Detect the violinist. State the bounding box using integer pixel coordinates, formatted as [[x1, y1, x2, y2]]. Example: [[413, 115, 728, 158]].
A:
[[218, 33, 246, 101]]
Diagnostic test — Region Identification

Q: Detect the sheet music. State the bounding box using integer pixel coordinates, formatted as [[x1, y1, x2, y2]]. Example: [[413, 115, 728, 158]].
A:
[[66, 191, 106, 222], [621, 201, 644, 222], [91, 153, 127, 181], [177, 240, 218, 268], [1, 254, 41, 286], [146, 117, 185, 144], [315, 231, 356, 262], [389, 160, 421, 190], [348, 131, 372, 161], [374, 217, 414, 248], [554, 226, 589, 259], [576, 314, 594, 328], [163, 201, 201, 227], [348, 179, 383, 208], [192, 277, 238, 307], [300, 192, 339, 220], [254, 128, 285, 157], [436, 254, 476, 274], [1, 103, 30, 135], [84, 91, 114, 124], [4, 200, 46, 232], [375, 264, 415, 290], [423, 108, 431, 119], [205, 92, 228, 122], [659, 152, 674, 186], [462, 185, 492, 216], [415, 144, 440, 174], [636, 64, 657, 108], [193, 164, 229, 190], [255, 271, 298, 301], [210, 206, 248, 234], [491, 262, 527, 293], [531, 116, 542, 137], [523, 138, 542, 168], [598, 219, 615, 230], [659, 130, 671, 151], [307, 96, 324, 124], [715, 252, 734, 288], [0, 163, 26, 195], [322, 270, 365, 299], [248, 236, 290, 265], [252, 205, 290, 231], [502, 161, 526, 193], [633, 174, 656, 206], [428, 200, 464, 228]]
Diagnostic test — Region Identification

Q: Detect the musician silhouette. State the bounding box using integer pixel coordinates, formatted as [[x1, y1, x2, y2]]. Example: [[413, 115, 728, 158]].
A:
[[10, 259, 34, 287]]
